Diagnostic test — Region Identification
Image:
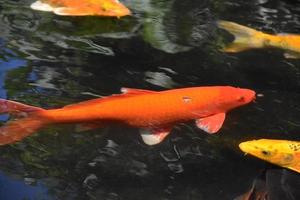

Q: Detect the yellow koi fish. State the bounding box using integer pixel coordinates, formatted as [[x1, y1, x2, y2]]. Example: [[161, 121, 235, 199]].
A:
[[239, 139, 300, 174], [30, 0, 131, 17], [218, 20, 300, 59]]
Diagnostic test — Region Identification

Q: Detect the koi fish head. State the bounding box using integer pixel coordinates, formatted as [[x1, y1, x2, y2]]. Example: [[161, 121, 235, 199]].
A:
[[217, 87, 256, 111], [239, 139, 300, 173]]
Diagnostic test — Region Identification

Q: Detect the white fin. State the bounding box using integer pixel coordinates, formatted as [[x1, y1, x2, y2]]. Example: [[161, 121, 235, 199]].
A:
[[30, 1, 54, 12], [121, 87, 157, 95], [140, 128, 171, 145], [284, 51, 300, 59], [196, 113, 226, 134], [53, 7, 90, 16]]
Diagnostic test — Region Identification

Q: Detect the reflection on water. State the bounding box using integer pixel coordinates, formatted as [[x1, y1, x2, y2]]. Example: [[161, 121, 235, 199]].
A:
[[0, 0, 300, 199], [0, 171, 49, 200]]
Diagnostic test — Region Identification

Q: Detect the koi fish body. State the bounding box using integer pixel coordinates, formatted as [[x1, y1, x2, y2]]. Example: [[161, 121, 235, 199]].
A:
[[0, 86, 255, 145], [30, 0, 131, 17], [239, 139, 300, 174], [218, 20, 300, 59]]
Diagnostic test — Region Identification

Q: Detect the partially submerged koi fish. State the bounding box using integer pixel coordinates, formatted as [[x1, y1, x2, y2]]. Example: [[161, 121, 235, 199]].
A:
[[239, 139, 300, 174], [30, 0, 131, 17], [234, 171, 267, 200], [218, 20, 300, 59], [0, 86, 255, 145]]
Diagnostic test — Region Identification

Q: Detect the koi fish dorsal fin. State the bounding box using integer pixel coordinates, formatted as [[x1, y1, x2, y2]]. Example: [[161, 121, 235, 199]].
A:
[[196, 113, 226, 134], [121, 88, 158, 95], [63, 88, 155, 109], [140, 127, 172, 145]]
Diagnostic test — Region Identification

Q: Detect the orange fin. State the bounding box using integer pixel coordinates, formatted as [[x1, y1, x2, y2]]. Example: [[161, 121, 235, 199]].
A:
[[140, 127, 172, 145], [196, 113, 226, 134], [284, 51, 300, 59], [64, 88, 156, 110], [222, 44, 253, 53], [75, 122, 104, 132], [0, 117, 46, 145], [0, 99, 48, 145], [121, 87, 157, 95], [0, 99, 43, 114], [288, 165, 300, 174]]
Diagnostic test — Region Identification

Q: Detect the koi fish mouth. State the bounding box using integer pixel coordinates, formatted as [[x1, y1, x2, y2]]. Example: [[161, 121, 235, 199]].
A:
[[239, 141, 254, 153], [239, 89, 256, 104]]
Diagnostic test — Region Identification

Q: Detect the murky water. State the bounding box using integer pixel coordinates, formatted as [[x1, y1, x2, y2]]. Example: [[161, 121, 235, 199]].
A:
[[0, 0, 300, 199]]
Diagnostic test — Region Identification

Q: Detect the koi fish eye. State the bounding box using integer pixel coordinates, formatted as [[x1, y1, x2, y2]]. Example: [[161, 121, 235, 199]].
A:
[[261, 150, 271, 156], [237, 96, 245, 102]]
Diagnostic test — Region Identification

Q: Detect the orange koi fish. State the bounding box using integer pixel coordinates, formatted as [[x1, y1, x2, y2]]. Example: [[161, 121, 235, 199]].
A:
[[218, 20, 300, 59], [0, 86, 255, 145], [239, 139, 300, 174], [30, 0, 131, 17]]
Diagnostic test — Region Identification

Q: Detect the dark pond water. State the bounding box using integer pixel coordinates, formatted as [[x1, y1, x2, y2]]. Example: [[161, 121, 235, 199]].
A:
[[0, 0, 300, 199]]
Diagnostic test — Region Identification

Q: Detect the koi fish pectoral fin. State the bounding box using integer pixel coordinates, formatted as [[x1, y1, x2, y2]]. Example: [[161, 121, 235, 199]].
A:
[[283, 51, 300, 59], [53, 7, 93, 16], [30, 1, 54, 12], [222, 43, 253, 53], [30, 1, 88, 16], [196, 113, 226, 134], [288, 165, 300, 173], [140, 127, 172, 145]]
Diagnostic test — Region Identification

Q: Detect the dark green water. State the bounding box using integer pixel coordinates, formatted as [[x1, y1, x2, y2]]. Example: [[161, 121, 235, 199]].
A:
[[0, 0, 300, 199]]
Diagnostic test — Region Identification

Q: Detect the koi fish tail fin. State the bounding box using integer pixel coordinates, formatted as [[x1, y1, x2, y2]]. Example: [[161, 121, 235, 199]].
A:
[[0, 99, 49, 145], [217, 20, 267, 52], [0, 117, 47, 145]]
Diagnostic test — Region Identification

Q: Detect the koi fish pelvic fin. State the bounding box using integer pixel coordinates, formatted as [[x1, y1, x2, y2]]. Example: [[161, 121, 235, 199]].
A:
[[217, 20, 266, 52], [140, 127, 172, 145], [196, 113, 226, 134]]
